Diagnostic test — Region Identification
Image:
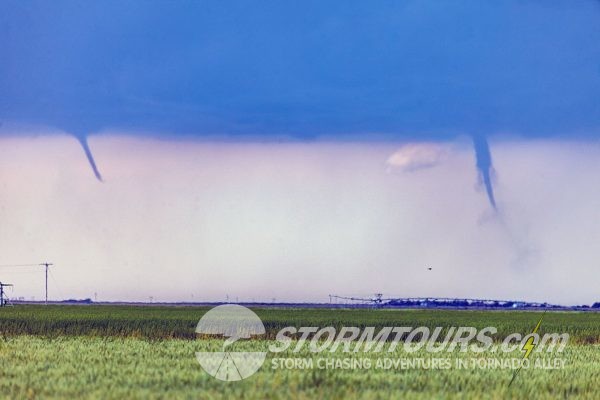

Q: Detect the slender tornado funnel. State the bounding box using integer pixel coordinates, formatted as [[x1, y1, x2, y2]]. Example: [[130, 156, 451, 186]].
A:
[[77, 135, 103, 182], [472, 135, 496, 210]]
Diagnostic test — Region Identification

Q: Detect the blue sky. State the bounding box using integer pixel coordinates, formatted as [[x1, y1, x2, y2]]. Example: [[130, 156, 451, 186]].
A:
[[2, 0, 599, 138]]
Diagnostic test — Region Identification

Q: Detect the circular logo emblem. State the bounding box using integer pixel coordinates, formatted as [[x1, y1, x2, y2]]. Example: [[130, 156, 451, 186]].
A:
[[195, 304, 266, 381]]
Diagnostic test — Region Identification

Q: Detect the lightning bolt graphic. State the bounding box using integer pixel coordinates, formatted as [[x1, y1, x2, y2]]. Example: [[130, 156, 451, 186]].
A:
[[509, 311, 546, 386]]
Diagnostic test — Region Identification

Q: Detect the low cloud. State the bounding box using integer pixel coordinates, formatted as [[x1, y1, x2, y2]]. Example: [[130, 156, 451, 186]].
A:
[[386, 143, 449, 172]]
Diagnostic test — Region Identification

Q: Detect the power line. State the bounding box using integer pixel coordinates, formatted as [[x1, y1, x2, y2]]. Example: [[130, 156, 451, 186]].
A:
[[0, 264, 41, 267], [0, 270, 40, 275], [0, 262, 54, 304]]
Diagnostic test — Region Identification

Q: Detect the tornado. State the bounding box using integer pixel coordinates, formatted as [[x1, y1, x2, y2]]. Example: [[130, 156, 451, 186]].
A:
[[472, 135, 496, 210], [77, 135, 103, 182]]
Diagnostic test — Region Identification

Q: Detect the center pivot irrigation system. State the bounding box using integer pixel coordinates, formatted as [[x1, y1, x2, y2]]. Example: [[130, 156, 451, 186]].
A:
[[328, 293, 562, 309], [0, 262, 54, 306], [329, 293, 387, 307]]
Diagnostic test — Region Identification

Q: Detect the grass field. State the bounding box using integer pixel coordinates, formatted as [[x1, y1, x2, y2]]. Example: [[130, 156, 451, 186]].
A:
[[0, 305, 598, 399]]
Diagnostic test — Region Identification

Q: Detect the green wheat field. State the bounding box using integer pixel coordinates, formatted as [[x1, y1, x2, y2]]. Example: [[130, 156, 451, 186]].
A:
[[0, 305, 598, 399]]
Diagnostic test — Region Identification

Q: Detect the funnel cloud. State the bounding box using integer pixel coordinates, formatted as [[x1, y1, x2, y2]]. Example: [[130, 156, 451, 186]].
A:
[[76, 136, 103, 182], [472, 135, 497, 210]]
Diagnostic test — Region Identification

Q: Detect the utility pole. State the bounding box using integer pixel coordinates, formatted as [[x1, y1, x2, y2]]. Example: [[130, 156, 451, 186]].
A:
[[0, 282, 14, 307], [40, 262, 53, 305]]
